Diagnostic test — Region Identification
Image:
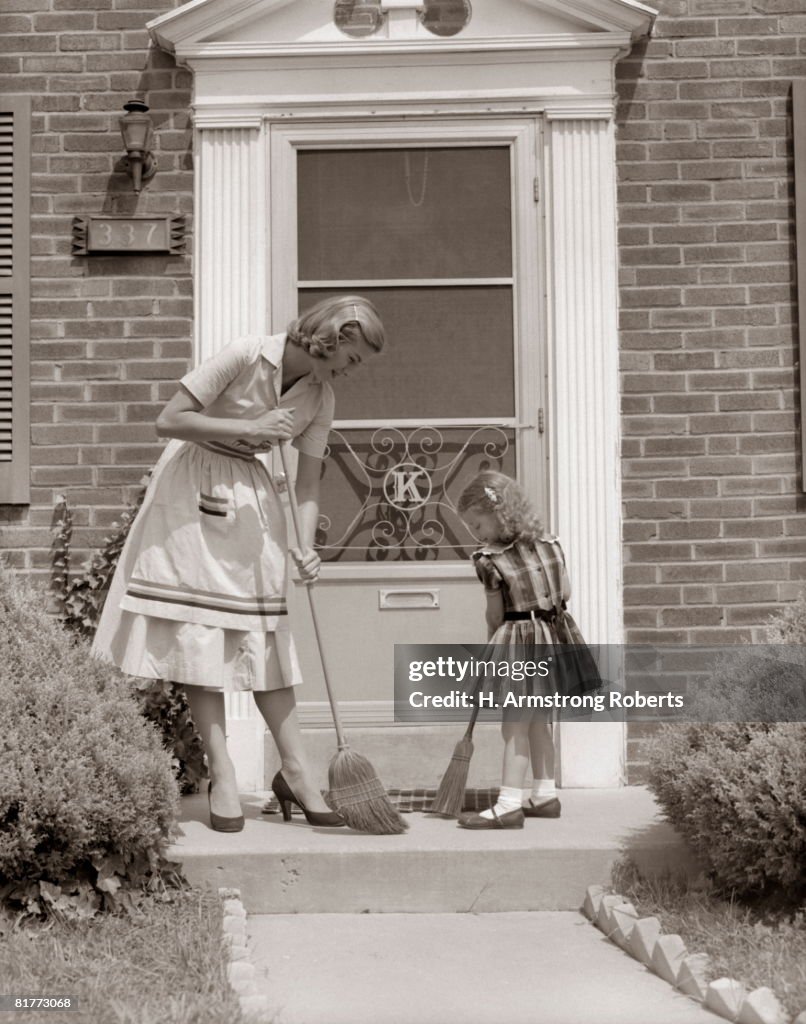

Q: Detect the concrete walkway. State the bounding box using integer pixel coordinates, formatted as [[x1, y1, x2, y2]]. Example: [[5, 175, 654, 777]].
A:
[[246, 911, 717, 1024], [170, 788, 716, 1022]]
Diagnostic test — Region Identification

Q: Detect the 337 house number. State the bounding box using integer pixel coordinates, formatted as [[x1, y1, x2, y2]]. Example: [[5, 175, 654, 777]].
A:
[[71, 215, 185, 255]]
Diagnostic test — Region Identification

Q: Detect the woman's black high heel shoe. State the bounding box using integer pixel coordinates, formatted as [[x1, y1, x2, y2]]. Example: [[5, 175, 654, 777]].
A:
[[271, 771, 344, 827], [207, 781, 245, 833]]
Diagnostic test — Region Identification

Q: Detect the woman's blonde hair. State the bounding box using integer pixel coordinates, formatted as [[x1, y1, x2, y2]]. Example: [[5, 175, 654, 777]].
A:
[[458, 470, 544, 544], [287, 295, 386, 359]]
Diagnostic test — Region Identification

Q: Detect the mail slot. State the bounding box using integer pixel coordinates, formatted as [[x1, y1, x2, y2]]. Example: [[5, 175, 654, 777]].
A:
[[379, 588, 440, 610]]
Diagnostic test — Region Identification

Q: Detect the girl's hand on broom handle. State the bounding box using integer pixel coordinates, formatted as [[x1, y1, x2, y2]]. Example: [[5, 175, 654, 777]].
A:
[[291, 546, 321, 584]]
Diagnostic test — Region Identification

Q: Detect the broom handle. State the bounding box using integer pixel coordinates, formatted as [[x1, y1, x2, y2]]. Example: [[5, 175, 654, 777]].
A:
[[279, 443, 349, 751], [464, 678, 483, 739]]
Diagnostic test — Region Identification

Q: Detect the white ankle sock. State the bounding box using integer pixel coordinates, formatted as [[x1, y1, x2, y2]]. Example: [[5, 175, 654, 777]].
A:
[[526, 780, 556, 807], [480, 786, 523, 820]]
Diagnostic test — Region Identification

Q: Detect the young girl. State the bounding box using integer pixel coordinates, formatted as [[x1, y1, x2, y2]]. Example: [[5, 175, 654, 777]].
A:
[[92, 295, 385, 831], [455, 470, 600, 830]]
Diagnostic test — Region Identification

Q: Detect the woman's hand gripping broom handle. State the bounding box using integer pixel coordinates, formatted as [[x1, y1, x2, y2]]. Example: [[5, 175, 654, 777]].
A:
[[278, 442, 350, 753]]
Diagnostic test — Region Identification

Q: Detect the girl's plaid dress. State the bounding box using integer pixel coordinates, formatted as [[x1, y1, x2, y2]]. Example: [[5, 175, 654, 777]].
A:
[[472, 536, 601, 700]]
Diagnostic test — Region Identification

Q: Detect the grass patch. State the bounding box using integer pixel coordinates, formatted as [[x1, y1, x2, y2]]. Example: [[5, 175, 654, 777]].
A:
[[0, 886, 249, 1024], [612, 858, 806, 1020]]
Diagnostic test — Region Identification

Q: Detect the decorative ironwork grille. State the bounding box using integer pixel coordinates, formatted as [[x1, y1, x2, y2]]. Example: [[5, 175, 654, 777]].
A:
[[316, 424, 515, 562]]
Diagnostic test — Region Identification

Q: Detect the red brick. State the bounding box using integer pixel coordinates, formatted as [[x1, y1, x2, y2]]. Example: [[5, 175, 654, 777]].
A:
[[683, 287, 749, 307], [95, 425, 160, 443], [651, 310, 713, 329], [624, 586, 685, 605], [659, 521, 722, 539], [752, 453, 800, 474], [31, 466, 94, 486], [623, 458, 690, 478], [659, 563, 724, 582], [682, 243, 746, 263], [97, 466, 153, 485], [657, 477, 721, 495], [620, 289, 683, 308], [675, 38, 735, 55], [636, 268, 699, 287], [628, 544, 695, 562], [753, 411, 798, 430], [714, 307, 776, 325], [645, 435, 708, 454], [662, 607, 723, 626], [653, 394, 717, 413], [723, 519, 784, 538], [725, 560, 789, 581]]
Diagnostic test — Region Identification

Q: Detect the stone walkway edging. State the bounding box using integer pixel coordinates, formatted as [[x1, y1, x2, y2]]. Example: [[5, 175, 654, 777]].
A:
[[218, 887, 270, 1022], [583, 884, 795, 1024]]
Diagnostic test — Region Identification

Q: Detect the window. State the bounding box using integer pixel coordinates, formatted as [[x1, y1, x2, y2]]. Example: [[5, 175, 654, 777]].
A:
[[333, 0, 472, 38]]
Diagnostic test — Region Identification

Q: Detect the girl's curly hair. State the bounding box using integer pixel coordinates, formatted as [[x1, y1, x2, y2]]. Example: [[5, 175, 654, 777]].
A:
[[287, 294, 386, 359], [458, 471, 544, 544]]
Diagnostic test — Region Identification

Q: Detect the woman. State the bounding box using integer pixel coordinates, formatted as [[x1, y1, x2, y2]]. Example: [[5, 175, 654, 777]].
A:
[[92, 295, 386, 830]]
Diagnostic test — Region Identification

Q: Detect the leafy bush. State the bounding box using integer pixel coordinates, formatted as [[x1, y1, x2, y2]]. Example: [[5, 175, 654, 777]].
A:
[[0, 564, 181, 919], [647, 594, 806, 905], [50, 490, 206, 794]]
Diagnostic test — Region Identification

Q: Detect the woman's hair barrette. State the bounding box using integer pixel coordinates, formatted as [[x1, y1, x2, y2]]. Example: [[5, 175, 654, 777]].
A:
[[484, 485, 500, 506]]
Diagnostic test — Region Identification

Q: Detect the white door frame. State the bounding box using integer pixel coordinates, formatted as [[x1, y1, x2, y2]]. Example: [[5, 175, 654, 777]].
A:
[[173, 28, 633, 788]]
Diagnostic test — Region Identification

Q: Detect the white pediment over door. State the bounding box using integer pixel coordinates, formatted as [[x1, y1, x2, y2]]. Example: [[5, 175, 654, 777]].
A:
[[149, 0, 655, 60]]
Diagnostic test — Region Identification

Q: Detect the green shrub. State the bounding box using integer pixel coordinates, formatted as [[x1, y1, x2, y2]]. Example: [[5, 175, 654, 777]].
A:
[[50, 490, 206, 794], [0, 564, 181, 919], [647, 595, 806, 904]]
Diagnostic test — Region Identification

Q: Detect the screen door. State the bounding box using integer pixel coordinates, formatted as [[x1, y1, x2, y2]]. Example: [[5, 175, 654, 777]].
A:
[[271, 121, 544, 706]]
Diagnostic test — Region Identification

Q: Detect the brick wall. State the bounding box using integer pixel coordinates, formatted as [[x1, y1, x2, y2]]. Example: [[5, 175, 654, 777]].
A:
[[616, 0, 806, 781], [0, 0, 189, 578], [616, 0, 806, 649], [2, 4, 804, 787]]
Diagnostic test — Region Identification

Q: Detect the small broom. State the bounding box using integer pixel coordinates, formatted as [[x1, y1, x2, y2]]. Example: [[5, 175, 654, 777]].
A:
[[429, 679, 483, 818], [279, 443, 408, 835]]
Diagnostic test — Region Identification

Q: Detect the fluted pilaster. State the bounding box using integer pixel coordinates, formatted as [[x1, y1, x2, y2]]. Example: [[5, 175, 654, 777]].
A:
[[546, 117, 623, 648], [196, 125, 267, 364]]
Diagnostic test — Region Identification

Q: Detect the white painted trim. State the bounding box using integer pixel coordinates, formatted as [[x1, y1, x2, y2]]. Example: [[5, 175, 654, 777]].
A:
[[299, 278, 515, 288], [301, 563, 475, 582], [296, 701, 396, 728], [191, 95, 616, 127], [173, 34, 635, 61], [146, 0, 654, 52], [331, 418, 526, 428], [195, 124, 267, 364], [544, 117, 626, 783], [184, 15, 634, 785], [545, 117, 623, 648]]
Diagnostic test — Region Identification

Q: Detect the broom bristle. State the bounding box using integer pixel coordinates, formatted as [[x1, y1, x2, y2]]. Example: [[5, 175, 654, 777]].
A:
[[429, 736, 473, 818], [328, 748, 409, 835]]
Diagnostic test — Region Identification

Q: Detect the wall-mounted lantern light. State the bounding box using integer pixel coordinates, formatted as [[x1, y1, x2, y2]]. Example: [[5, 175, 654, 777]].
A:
[[119, 100, 157, 194]]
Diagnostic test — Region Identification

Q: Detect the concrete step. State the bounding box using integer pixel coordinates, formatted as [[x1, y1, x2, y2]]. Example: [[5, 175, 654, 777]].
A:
[[169, 786, 702, 914], [263, 723, 515, 791]]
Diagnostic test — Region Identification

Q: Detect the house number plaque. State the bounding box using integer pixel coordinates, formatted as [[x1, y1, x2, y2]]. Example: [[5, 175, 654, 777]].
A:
[[71, 215, 185, 255]]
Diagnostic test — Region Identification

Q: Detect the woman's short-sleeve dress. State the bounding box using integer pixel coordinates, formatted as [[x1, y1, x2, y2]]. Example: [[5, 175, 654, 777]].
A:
[[91, 333, 334, 692], [472, 537, 601, 700]]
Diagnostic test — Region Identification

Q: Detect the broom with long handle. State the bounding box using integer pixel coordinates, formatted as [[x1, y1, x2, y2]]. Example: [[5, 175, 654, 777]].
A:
[[429, 676, 483, 818], [278, 443, 408, 835]]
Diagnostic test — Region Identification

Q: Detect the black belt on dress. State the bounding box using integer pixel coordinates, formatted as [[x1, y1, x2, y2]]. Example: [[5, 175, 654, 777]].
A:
[[504, 601, 567, 623]]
